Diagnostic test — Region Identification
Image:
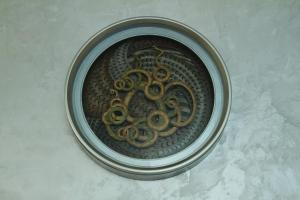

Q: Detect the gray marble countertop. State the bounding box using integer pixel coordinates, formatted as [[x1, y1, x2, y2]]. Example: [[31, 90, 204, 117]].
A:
[[0, 0, 299, 199]]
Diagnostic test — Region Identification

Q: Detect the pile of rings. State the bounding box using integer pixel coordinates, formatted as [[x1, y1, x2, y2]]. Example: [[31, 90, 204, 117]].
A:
[[102, 47, 196, 148]]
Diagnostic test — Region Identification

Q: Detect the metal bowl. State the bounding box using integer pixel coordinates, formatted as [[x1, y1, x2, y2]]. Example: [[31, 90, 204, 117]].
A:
[[65, 17, 231, 180]]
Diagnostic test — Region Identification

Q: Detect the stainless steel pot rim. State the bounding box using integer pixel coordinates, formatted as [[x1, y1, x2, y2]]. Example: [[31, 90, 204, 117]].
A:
[[65, 17, 231, 178]]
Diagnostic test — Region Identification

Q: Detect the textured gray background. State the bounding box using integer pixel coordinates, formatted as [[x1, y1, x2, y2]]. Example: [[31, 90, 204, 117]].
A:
[[0, 0, 300, 199]]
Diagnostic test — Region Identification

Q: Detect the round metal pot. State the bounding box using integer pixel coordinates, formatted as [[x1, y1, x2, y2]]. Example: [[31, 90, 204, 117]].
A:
[[65, 17, 231, 180]]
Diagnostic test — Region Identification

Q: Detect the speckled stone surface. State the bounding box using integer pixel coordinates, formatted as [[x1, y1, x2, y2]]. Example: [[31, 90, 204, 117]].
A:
[[0, 0, 299, 199]]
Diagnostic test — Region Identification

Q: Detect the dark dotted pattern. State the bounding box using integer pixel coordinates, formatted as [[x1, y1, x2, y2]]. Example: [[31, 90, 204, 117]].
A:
[[82, 36, 214, 159]]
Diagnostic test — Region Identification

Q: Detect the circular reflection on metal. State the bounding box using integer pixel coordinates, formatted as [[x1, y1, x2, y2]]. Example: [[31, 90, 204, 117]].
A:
[[65, 17, 231, 180]]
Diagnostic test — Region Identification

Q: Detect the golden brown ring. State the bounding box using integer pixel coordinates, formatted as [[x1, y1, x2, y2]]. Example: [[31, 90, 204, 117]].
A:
[[110, 98, 122, 107], [147, 110, 169, 131], [124, 68, 152, 86], [105, 124, 125, 141], [124, 125, 139, 140], [114, 79, 125, 90], [107, 106, 127, 125], [126, 126, 158, 148], [144, 80, 164, 101], [165, 81, 196, 127]]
